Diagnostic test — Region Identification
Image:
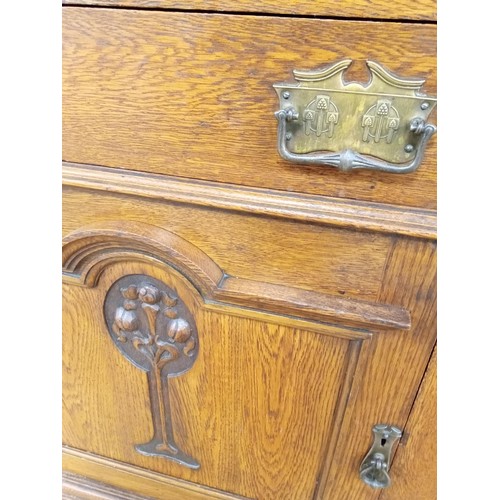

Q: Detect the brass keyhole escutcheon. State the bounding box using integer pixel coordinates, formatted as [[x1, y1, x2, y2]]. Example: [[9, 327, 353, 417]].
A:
[[359, 424, 402, 488]]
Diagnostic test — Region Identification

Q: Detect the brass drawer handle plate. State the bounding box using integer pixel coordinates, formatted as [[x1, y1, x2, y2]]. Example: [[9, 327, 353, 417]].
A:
[[359, 424, 402, 488], [273, 60, 436, 173], [104, 275, 200, 469]]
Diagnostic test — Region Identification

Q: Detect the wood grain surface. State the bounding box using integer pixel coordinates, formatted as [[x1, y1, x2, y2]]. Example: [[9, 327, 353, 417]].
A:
[[63, 162, 437, 239], [63, 260, 358, 499], [63, 450, 246, 499], [318, 238, 437, 498], [63, 471, 155, 500], [63, 186, 393, 301], [63, 9, 437, 209], [61, 0, 437, 21], [381, 345, 437, 500]]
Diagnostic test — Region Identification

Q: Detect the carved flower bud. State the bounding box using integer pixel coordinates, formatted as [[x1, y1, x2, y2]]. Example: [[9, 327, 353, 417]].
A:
[[123, 299, 136, 311], [121, 285, 138, 300], [115, 306, 138, 331], [162, 292, 178, 307], [167, 318, 191, 343], [164, 308, 178, 319], [183, 337, 196, 356], [138, 284, 160, 304]]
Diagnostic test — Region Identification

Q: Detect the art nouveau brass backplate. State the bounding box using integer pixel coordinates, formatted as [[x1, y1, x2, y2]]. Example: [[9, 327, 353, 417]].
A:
[[273, 60, 436, 173]]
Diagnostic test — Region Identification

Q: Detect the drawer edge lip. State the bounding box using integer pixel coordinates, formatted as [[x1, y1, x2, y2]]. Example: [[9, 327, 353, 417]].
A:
[[62, 446, 248, 500], [62, 162, 437, 240]]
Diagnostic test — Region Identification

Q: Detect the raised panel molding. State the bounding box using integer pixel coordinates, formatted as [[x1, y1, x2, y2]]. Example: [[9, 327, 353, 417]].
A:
[[63, 471, 155, 500], [63, 257, 366, 497], [63, 162, 436, 240], [62, 221, 380, 496], [62, 221, 410, 333], [62, 448, 247, 500]]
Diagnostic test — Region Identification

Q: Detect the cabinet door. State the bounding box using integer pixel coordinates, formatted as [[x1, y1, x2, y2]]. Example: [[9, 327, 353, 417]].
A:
[[62, 216, 435, 499]]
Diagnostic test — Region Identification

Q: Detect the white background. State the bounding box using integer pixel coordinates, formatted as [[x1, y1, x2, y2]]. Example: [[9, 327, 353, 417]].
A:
[[0, 1, 498, 497]]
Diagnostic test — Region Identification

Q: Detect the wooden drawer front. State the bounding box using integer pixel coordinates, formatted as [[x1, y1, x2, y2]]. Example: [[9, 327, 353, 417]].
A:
[[62, 0, 436, 21], [63, 9, 436, 210]]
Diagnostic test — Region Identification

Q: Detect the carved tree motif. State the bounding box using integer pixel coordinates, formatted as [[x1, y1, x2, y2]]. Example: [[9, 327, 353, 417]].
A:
[[104, 275, 199, 469]]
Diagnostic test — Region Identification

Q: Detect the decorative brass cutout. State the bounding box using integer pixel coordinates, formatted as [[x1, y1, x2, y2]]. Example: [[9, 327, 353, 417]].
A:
[[273, 60, 436, 173], [104, 275, 200, 469], [359, 424, 402, 488], [304, 94, 339, 137], [362, 99, 400, 144]]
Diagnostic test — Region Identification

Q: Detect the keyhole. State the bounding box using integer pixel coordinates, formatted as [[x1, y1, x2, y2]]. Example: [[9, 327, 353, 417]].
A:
[[381, 438, 387, 447]]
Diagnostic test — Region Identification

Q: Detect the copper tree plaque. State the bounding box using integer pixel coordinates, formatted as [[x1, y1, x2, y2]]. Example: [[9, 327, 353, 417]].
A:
[[104, 274, 200, 469]]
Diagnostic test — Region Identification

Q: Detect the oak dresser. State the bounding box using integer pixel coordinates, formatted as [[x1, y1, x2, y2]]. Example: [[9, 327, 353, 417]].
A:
[[62, 1, 437, 499]]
